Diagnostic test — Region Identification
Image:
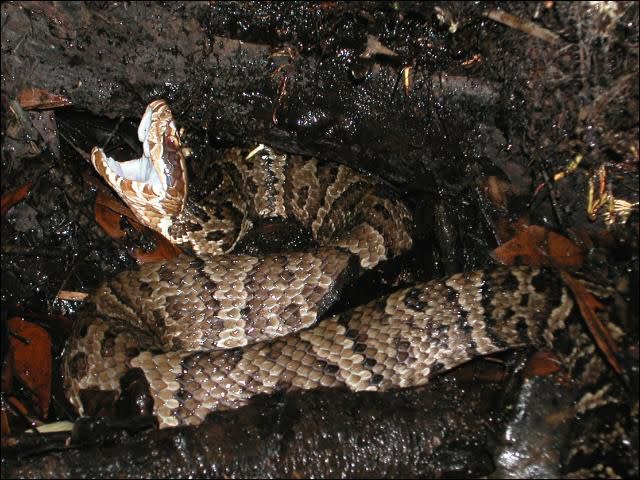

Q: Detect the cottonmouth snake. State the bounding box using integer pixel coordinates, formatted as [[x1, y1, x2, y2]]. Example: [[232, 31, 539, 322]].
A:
[[64, 100, 628, 445]]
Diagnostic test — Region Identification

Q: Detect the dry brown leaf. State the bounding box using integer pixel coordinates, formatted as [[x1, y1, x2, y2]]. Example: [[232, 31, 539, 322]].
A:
[[482, 175, 510, 209], [560, 271, 622, 375], [95, 191, 141, 224], [522, 351, 562, 378], [1, 181, 34, 217], [546, 232, 585, 267], [1, 409, 11, 439], [94, 200, 127, 240], [94, 191, 147, 240], [17, 88, 72, 110], [491, 225, 584, 267], [8, 317, 52, 418], [93, 192, 179, 262]]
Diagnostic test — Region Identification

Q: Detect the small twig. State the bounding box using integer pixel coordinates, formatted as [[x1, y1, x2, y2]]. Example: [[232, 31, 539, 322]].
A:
[[12, 33, 27, 54], [538, 164, 564, 228], [394, 70, 501, 103], [484, 9, 560, 44], [56, 290, 88, 302], [92, 12, 113, 25], [3, 397, 42, 435], [57, 130, 91, 161], [100, 116, 125, 151]]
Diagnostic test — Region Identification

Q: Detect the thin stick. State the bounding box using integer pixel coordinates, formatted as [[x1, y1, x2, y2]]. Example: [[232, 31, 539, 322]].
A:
[[56, 290, 88, 301], [485, 10, 560, 44]]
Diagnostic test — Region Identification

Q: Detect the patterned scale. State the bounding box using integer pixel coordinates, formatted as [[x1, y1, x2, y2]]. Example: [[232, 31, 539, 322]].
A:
[[67, 100, 624, 446]]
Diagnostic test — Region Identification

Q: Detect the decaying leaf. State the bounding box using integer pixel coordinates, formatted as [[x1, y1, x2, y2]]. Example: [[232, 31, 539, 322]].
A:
[[521, 351, 562, 378], [17, 88, 72, 110], [7, 317, 52, 418], [94, 190, 147, 240], [1, 181, 34, 217], [491, 224, 584, 267], [493, 226, 621, 375], [93, 191, 180, 261], [560, 271, 622, 375], [94, 191, 141, 224], [94, 199, 127, 240], [18, 88, 72, 110]]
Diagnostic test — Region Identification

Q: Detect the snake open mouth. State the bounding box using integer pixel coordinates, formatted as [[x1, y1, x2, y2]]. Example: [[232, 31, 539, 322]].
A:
[[90, 99, 188, 236], [110, 100, 162, 184], [97, 150, 164, 192]]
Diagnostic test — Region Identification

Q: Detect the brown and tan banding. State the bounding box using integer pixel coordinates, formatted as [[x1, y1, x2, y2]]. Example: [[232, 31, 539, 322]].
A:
[[66, 265, 582, 428], [68, 100, 618, 433], [93, 101, 413, 268]]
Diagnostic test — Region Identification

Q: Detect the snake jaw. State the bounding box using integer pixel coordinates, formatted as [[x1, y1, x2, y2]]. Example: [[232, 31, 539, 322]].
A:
[[91, 99, 188, 239]]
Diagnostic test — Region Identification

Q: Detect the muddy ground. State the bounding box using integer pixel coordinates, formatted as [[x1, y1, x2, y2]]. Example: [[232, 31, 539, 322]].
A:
[[1, 1, 638, 478]]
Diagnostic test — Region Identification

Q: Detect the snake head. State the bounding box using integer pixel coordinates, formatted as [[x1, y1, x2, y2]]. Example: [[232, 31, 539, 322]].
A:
[[91, 100, 188, 238]]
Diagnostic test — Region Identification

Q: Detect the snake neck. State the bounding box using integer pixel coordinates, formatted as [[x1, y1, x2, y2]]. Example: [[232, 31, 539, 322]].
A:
[[165, 196, 245, 256]]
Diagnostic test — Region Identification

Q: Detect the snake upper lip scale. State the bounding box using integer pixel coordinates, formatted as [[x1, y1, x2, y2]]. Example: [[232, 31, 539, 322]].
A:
[[65, 100, 621, 436]]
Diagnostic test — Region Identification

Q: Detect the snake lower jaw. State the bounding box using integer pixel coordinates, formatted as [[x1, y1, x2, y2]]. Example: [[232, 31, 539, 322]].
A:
[[91, 147, 162, 189]]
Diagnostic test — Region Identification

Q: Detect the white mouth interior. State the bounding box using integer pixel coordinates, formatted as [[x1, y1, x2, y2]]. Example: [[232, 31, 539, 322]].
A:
[[101, 104, 164, 192], [104, 155, 163, 192], [138, 106, 153, 143]]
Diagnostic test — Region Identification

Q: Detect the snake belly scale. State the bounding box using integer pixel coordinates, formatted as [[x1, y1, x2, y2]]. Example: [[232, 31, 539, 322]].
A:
[[65, 100, 589, 428]]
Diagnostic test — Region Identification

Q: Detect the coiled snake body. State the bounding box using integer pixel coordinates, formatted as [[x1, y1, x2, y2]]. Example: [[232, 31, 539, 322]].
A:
[[64, 100, 616, 430]]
